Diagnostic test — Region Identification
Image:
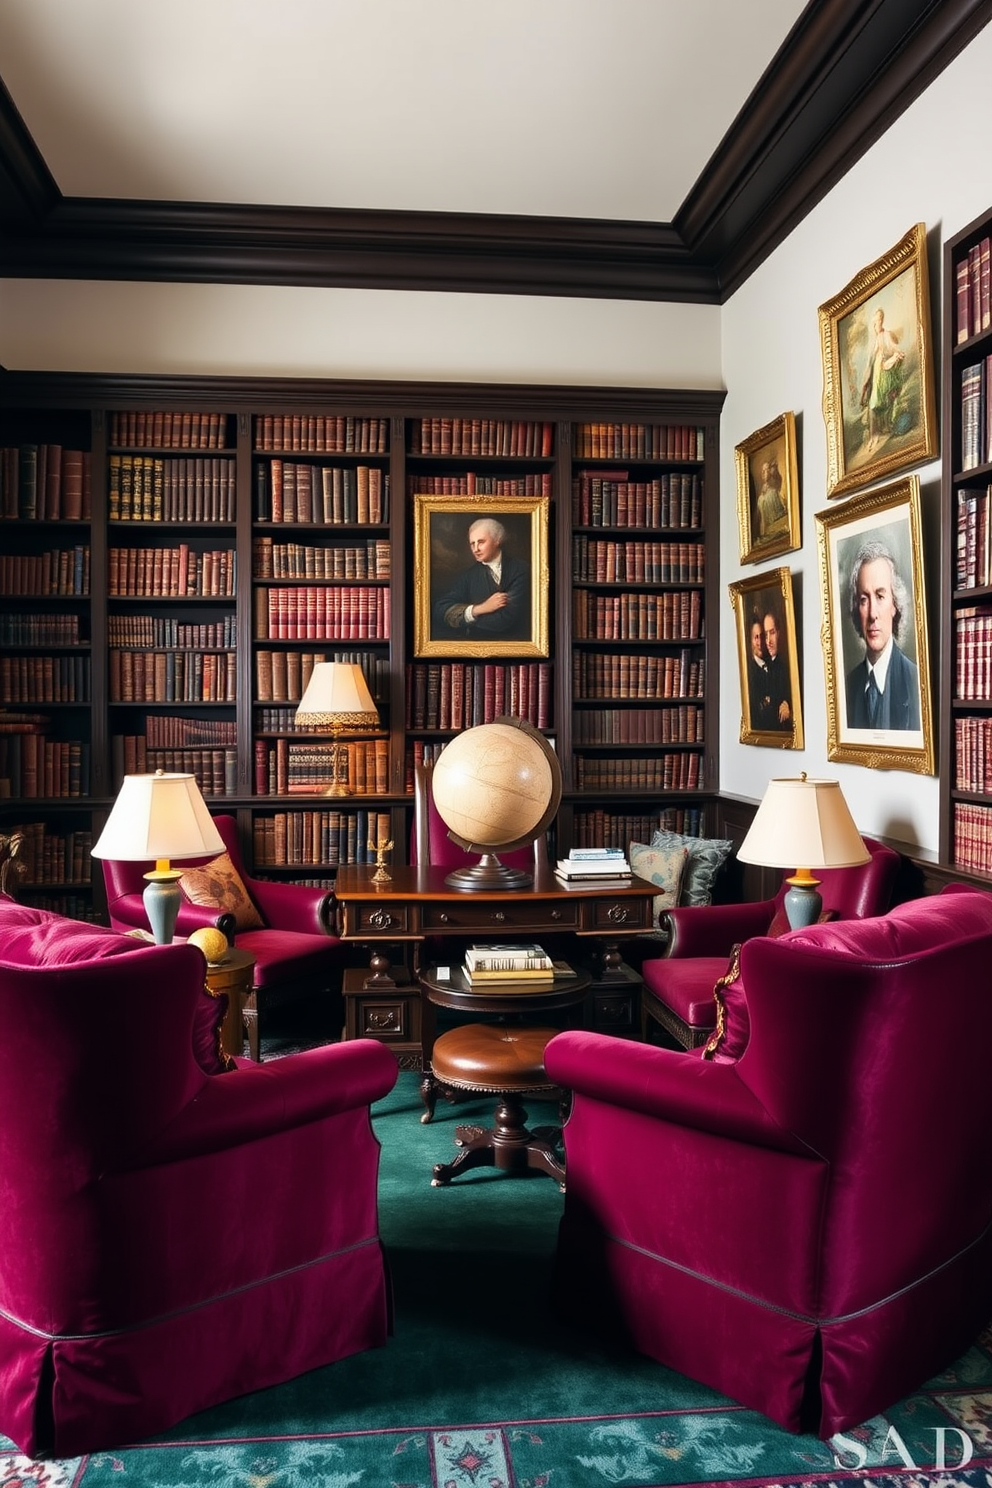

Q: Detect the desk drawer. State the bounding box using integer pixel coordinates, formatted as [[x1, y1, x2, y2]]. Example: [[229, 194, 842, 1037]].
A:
[[422, 900, 580, 933], [342, 902, 417, 937], [581, 896, 653, 932]]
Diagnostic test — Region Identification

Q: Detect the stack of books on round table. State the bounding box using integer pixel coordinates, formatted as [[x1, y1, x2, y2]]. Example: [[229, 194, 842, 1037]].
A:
[[554, 848, 632, 884], [461, 943, 574, 986]]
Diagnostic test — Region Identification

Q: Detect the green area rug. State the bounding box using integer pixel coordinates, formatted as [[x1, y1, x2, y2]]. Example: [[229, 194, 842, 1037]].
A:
[[4, 1072, 992, 1487]]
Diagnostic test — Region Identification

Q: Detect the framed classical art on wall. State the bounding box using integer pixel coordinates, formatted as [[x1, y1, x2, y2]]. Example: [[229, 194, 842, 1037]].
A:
[[815, 475, 934, 774], [734, 411, 800, 564], [818, 222, 938, 500], [413, 495, 550, 658], [728, 567, 804, 749]]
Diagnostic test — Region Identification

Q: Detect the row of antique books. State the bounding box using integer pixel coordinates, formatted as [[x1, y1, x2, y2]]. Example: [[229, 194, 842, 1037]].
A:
[[953, 802, 992, 874], [252, 807, 393, 866], [252, 536, 391, 580], [0, 733, 90, 798], [0, 613, 84, 646], [109, 411, 229, 450], [253, 737, 389, 796], [109, 649, 237, 703], [409, 473, 552, 497], [956, 486, 992, 589], [573, 422, 705, 461], [255, 461, 389, 525], [254, 415, 389, 454], [955, 604, 992, 698], [571, 588, 703, 641], [111, 736, 238, 796], [571, 804, 707, 847], [960, 355, 992, 472], [955, 715, 992, 793], [571, 471, 703, 530], [571, 536, 705, 584], [107, 614, 237, 648], [0, 655, 91, 704], [956, 237, 992, 344], [108, 454, 236, 524], [255, 648, 387, 704], [0, 445, 91, 521], [142, 714, 236, 747], [107, 545, 236, 598], [572, 704, 704, 745], [255, 585, 390, 641], [410, 418, 553, 458], [0, 547, 90, 597], [574, 752, 702, 792], [405, 661, 551, 732], [7, 821, 92, 885], [571, 648, 703, 700]]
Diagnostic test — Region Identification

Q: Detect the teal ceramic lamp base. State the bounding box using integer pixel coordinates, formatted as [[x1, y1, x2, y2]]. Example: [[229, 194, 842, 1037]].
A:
[[143, 867, 184, 945], [783, 871, 822, 930]]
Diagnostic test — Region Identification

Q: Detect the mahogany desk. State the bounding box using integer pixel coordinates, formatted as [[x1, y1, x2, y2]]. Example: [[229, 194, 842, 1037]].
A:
[[334, 862, 655, 1068]]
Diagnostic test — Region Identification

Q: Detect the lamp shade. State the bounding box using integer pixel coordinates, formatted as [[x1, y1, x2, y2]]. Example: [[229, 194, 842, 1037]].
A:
[[737, 776, 869, 872], [295, 662, 378, 728], [91, 772, 224, 862]]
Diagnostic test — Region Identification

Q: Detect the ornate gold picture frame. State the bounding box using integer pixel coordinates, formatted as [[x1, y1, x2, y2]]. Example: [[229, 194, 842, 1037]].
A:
[[734, 411, 800, 565], [728, 567, 804, 749], [413, 494, 550, 658], [818, 222, 938, 499], [815, 475, 934, 774]]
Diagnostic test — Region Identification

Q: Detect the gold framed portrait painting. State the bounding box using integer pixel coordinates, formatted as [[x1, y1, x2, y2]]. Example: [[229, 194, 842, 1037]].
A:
[[728, 567, 804, 750], [413, 495, 550, 659], [815, 475, 934, 774], [735, 411, 800, 564], [818, 222, 938, 500]]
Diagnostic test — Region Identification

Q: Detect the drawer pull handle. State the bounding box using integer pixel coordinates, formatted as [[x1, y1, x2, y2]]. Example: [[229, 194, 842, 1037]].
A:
[[607, 904, 630, 924], [491, 911, 506, 923], [369, 908, 393, 930], [551, 910, 562, 921], [438, 912, 449, 924]]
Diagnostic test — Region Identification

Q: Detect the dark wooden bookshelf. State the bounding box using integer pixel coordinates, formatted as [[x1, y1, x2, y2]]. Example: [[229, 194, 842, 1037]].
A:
[[0, 376, 724, 919]]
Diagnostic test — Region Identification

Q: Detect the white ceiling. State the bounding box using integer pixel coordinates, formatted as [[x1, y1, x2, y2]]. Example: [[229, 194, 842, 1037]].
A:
[[0, 0, 809, 223]]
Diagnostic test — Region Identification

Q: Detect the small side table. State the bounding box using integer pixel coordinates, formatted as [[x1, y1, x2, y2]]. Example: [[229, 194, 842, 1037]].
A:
[[203, 948, 255, 1061]]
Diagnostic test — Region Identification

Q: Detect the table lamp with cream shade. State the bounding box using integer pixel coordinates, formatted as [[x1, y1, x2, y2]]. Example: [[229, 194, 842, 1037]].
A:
[[294, 661, 379, 796], [736, 774, 869, 930], [91, 770, 225, 945]]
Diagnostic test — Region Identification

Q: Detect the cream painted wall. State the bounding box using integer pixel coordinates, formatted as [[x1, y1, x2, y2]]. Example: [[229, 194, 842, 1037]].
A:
[[0, 279, 722, 389], [720, 22, 992, 855]]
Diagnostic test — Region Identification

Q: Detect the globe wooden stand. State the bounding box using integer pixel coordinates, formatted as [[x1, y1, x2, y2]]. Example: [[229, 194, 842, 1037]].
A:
[[444, 852, 532, 890]]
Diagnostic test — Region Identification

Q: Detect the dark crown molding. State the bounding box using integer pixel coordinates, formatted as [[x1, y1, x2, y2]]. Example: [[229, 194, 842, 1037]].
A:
[[0, 0, 988, 304]]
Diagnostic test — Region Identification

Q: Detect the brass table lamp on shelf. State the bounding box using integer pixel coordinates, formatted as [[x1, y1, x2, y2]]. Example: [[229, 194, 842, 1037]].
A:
[[294, 661, 380, 797]]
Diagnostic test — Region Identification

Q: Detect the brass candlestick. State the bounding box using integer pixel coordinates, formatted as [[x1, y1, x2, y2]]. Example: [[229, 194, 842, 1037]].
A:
[[368, 834, 394, 884]]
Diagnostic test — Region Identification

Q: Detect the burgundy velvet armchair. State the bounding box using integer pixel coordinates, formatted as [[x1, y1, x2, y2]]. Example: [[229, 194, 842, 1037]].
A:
[[640, 833, 900, 1048], [100, 812, 342, 1059], [0, 896, 397, 1459], [544, 885, 992, 1438]]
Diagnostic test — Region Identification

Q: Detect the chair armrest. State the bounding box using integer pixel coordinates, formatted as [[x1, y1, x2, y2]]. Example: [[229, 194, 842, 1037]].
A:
[[545, 1029, 805, 1154], [661, 898, 777, 958], [243, 876, 336, 936], [131, 1038, 397, 1166]]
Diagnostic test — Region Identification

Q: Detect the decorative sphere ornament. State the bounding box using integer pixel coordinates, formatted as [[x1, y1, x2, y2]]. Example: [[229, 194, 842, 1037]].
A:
[[188, 926, 229, 964], [430, 718, 562, 890]]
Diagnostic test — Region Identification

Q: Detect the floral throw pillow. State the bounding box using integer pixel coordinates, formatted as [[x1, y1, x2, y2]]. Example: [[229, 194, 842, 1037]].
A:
[[179, 851, 263, 931], [628, 841, 688, 927], [650, 830, 733, 908]]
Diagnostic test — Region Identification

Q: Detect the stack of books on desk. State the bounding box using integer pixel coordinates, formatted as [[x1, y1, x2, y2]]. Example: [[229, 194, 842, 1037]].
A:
[[554, 848, 632, 883], [462, 942, 558, 984]]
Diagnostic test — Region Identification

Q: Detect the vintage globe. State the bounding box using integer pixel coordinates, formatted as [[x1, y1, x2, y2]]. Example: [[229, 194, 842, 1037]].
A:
[[431, 719, 562, 889]]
